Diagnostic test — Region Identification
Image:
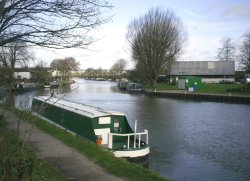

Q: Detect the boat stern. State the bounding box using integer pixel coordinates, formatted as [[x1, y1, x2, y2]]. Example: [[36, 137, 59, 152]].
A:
[[107, 129, 150, 164], [113, 146, 150, 158]]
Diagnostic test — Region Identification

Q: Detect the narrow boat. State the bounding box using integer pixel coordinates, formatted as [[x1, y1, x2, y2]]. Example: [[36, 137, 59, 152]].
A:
[[31, 96, 150, 164], [44, 81, 59, 89]]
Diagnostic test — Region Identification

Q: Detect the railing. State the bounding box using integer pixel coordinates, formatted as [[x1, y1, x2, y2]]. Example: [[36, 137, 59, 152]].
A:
[[108, 130, 148, 150]]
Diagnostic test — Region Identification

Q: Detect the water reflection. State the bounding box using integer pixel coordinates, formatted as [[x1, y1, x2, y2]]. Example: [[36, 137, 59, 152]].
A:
[[9, 78, 250, 181]]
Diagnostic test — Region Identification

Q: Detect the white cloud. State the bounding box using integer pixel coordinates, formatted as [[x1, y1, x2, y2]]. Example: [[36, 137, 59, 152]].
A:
[[181, 35, 221, 61], [32, 0, 250, 70], [223, 4, 250, 19], [33, 21, 131, 69]]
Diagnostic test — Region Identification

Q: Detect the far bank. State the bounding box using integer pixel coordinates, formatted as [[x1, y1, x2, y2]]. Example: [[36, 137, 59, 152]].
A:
[[145, 90, 250, 103], [142, 83, 250, 103]]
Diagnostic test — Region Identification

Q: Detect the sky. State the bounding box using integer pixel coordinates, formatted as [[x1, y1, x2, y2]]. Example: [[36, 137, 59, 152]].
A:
[[33, 0, 250, 69]]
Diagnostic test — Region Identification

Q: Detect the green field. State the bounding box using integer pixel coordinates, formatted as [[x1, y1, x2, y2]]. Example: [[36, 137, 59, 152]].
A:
[[145, 83, 250, 95], [144, 83, 178, 91], [2, 106, 166, 181], [196, 83, 249, 94]]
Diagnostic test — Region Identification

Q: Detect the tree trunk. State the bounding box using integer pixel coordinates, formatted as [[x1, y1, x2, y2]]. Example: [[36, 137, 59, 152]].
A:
[[149, 79, 157, 88], [3, 163, 11, 181]]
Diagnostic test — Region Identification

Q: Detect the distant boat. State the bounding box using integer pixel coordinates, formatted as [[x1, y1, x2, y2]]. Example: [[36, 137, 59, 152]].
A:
[[126, 82, 143, 93], [32, 96, 150, 164], [15, 82, 38, 92], [96, 78, 106, 81], [44, 81, 59, 89], [117, 78, 128, 91]]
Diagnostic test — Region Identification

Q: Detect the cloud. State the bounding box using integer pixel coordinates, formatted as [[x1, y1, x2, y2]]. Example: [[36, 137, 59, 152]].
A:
[[184, 10, 203, 19], [223, 4, 250, 19], [205, 0, 224, 11]]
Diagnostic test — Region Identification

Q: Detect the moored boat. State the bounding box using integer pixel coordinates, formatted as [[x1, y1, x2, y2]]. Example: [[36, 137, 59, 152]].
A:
[[117, 78, 128, 91], [31, 96, 150, 164], [44, 81, 59, 88], [126, 82, 143, 93], [15, 82, 38, 92]]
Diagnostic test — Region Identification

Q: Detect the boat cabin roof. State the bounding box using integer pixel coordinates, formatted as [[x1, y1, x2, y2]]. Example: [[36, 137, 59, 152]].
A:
[[33, 96, 124, 118]]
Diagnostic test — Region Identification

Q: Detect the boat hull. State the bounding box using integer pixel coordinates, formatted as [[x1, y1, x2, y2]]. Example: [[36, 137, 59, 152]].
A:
[[113, 147, 149, 158], [126, 152, 150, 166], [114, 147, 149, 165]]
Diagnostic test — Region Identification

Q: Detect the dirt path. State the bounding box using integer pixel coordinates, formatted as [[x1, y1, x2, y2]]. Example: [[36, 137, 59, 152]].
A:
[[2, 109, 125, 181]]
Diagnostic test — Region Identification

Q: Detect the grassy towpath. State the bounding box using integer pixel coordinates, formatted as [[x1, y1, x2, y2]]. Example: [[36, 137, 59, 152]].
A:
[[0, 114, 66, 180]]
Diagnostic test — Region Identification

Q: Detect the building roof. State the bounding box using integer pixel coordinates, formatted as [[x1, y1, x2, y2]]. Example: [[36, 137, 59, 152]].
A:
[[169, 61, 235, 76], [34, 96, 123, 118], [14, 67, 54, 72]]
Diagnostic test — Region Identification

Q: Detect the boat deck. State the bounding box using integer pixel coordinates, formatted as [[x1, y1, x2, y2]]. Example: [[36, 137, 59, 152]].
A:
[[112, 141, 148, 151]]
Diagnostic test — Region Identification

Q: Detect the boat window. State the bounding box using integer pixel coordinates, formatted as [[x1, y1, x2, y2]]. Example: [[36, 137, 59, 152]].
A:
[[99, 117, 111, 124], [113, 118, 120, 132]]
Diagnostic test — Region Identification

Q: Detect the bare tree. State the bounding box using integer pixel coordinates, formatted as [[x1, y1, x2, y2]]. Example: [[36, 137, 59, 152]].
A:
[[217, 38, 235, 61], [0, 42, 33, 69], [126, 7, 186, 87], [51, 57, 80, 71], [111, 58, 127, 73], [0, 0, 112, 48], [50, 57, 80, 80], [0, 66, 13, 86], [85, 67, 95, 76], [239, 32, 250, 73], [32, 60, 51, 84]]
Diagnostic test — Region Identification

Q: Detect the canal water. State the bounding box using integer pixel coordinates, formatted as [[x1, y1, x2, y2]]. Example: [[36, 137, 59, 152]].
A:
[[13, 78, 250, 181]]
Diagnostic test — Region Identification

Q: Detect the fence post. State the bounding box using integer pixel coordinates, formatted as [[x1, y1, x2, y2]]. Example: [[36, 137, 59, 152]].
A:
[[108, 133, 113, 149]]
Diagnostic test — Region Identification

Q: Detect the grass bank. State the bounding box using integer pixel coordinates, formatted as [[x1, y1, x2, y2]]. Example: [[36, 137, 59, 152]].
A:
[[3, 105, 166, 181], [145, 83, 250, 96], [0, 112, 66, 181]]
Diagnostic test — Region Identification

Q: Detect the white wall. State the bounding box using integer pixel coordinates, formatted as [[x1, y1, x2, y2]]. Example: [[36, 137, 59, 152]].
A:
[[202, 78, 235, 83], [14, 72, 31, 79]]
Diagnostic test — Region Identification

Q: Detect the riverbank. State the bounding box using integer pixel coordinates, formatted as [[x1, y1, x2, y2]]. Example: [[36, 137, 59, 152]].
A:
[[1, 106, 165, 181], [0, 110, 66, 180], [143, 83, 250, 103], [5, 79, 76, 93], [145, 90, 250, 103]]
